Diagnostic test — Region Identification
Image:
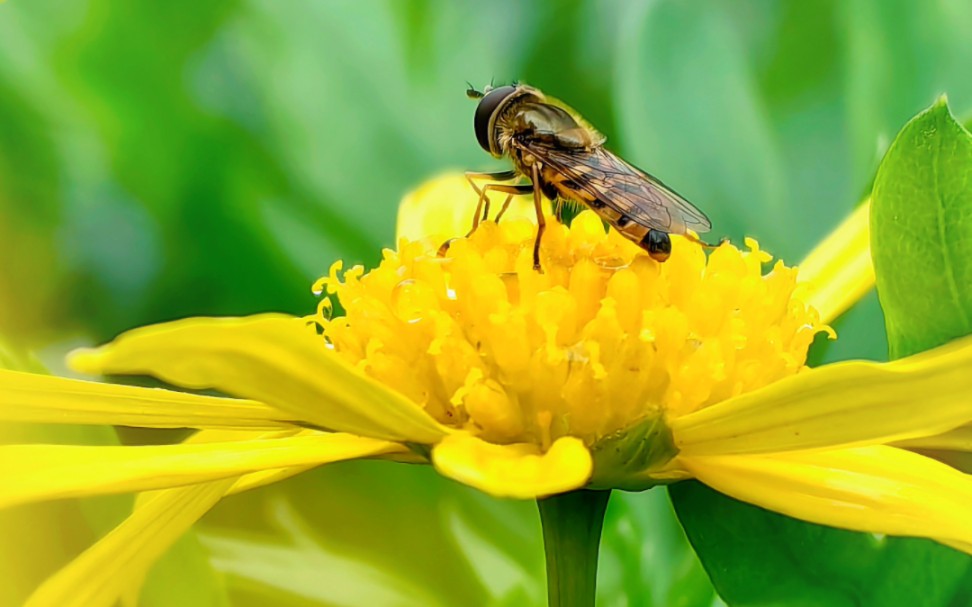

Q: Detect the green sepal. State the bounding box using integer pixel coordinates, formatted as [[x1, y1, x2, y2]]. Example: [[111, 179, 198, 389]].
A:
[[589, 415, 676, 491]]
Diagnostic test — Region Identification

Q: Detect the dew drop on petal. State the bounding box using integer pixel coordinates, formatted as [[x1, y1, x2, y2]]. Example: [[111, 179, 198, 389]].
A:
[[593, 254, 630, 270], [391, 279, 438, 323], [311, 275, 330, 296]]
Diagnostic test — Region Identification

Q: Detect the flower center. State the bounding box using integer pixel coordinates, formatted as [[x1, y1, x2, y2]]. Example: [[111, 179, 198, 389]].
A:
[[313, 212, 826, 449]]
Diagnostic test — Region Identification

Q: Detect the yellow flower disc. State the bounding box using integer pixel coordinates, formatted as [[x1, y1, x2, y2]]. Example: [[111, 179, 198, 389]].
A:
[[315, 211, 826, 450]]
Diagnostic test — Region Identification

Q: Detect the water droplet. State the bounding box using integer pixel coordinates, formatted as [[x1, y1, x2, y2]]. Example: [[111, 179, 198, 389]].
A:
[[593, 255, 630, 270], [391, 279, 438, 323], [311, 277, 328, 296]]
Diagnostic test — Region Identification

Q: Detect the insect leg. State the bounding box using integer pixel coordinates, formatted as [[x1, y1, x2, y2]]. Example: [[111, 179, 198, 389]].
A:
[[465, 170, 519, 225], [681, 232, 728, 249], [493, 193, 515, 222], [438, 182, 534, 258], [531, 163, 545, 272], [466, 183, 533, 236], [465, 169, 518, 189]]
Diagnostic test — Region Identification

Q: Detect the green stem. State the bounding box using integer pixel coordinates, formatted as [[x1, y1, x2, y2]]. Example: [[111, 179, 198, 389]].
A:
[[537, 489, 611, 607]]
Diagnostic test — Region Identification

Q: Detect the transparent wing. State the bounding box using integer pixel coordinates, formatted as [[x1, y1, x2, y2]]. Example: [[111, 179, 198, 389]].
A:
[[520, 142, 711, 234], [540, 95, 607, 146]]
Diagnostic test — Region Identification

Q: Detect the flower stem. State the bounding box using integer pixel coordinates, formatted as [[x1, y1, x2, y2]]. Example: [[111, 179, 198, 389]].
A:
[[537, 489, 611, 607]]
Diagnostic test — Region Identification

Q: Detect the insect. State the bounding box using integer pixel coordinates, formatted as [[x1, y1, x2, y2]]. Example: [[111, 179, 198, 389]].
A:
[[461, 83, 713, 270]]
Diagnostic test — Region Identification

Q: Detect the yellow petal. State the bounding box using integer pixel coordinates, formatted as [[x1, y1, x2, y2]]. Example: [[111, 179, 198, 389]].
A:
[[0, 432, 399, 508], [25, 479, 234, 607], [432, 433, 592, 498], [395, 172, 535, 242], [223, 446, 425, 496], [225, 465, 316, 495], [893, 423, 972, 452], [68, 314, 449, 444], [679, 446, 972, 552], [941, 539, 972, 554], [131, 428, 304, 511], [673, 334, 972, 456], [0, 369, 298, 430], [797, 200, 874, 324], [132, 429, 381, 505]]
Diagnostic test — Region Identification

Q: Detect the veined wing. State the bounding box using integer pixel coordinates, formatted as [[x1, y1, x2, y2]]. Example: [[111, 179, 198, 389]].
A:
[[519, 142, 711, 234]]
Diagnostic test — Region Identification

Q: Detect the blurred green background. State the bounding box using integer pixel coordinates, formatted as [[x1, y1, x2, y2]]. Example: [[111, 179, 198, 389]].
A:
[[3, 0, 972, 605]]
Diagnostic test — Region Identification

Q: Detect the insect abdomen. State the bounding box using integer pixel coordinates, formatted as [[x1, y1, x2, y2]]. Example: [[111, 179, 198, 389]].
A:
[[602, 212, 670, 261], [538, 165, 671, 261], [541, 167, 670, 261]]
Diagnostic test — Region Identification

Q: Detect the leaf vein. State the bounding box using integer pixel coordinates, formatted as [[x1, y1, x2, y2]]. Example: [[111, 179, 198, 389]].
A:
[[932, 129, 971, 330]]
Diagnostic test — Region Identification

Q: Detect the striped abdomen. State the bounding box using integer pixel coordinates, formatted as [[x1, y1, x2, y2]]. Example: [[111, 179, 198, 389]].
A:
[[539, 164, 672, 261]]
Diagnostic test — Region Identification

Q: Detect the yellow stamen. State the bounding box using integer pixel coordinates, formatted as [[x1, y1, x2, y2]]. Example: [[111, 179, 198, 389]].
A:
[[314, 211, 827, 453]]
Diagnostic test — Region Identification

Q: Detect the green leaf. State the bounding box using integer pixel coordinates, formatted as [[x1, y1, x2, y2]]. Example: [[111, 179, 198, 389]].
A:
[[871, 97, 972, 359], [670, 482, 971, 607]]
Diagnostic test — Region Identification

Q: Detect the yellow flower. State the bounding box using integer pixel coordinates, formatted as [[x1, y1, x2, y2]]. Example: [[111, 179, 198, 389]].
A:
[[2, 174, 972, 606]]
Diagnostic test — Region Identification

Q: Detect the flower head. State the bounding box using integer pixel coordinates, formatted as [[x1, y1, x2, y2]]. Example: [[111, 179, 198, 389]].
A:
[[3, 174, 972, 607], [316, 207, 825, 488]]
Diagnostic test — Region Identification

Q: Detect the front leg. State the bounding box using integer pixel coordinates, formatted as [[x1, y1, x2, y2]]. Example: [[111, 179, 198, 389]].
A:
[[438, 182, 535, 258], [467, 183, 534, 235], [465, 170, 518, 226]]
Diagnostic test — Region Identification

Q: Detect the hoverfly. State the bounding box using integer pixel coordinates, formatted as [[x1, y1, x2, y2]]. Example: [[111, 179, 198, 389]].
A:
[[461, 83, 713, 270]]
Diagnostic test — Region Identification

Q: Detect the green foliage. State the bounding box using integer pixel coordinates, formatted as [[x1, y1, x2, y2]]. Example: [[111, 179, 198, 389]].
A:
[[671, 482, 971, 607], [4, 0, 972, 605], [672, 94, 972, 607], [197, 460, 545, 607], [599, 490, 718, 607], [871, 98, 972, 359]]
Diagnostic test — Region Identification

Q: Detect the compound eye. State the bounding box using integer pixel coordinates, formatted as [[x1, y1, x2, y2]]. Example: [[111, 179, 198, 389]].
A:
[[474, 85, 517, 154]]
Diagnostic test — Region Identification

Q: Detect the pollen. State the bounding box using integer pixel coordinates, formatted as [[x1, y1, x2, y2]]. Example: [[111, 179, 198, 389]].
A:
[[313, 212, 827, 448]]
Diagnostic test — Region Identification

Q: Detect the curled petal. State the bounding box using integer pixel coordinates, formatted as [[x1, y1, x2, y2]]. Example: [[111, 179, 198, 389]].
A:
[[432, 433, 592, 499]]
